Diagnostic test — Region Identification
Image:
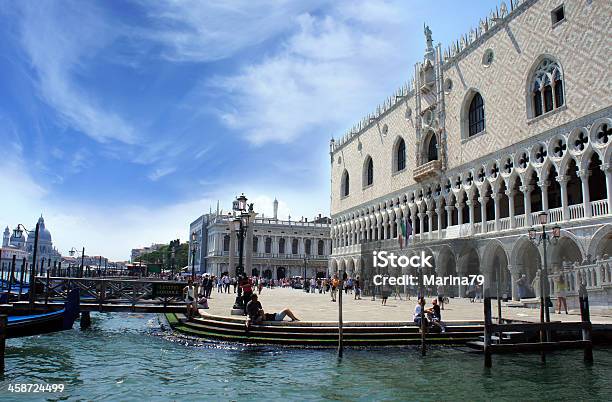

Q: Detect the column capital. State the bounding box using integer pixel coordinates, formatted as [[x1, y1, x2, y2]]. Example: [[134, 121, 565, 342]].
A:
[[418, 212, 426, 219], [520, 185, 533, 193], [537, 180, 549, 188], [455, 202, 464, 209], [478, 196, 490, 204], [445, 205, 454, 212], [556, 175, 569, 184], [426, 211, 434, 217], [465, 200, 473, 207], [602, 163, 612, 173], [505, 189, 516, 197], [578, 169, 590, 179]]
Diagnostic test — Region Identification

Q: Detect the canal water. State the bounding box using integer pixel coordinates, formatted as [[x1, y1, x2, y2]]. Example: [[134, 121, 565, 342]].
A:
[[2, 313, 611, 401]]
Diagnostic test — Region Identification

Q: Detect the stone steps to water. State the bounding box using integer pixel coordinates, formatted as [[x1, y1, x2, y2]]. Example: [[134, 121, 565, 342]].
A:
[[166, 313, 484, 346]]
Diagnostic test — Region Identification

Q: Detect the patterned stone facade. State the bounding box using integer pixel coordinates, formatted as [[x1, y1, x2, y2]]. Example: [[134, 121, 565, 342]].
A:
[[329, 0, 612, 306]]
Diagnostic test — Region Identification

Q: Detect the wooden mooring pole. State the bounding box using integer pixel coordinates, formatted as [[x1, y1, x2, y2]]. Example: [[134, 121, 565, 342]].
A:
[[579, 285, 593, 364], [0, 314, 6, 374], [338, 277, 344, 358], [483, 292, 492, 368]]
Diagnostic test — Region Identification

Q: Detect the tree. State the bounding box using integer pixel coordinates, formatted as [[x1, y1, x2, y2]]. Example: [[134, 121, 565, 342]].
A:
[[135, 240, 189, 272]]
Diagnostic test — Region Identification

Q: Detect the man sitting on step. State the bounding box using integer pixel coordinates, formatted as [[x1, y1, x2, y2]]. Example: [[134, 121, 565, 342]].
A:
[[245, 294, 300, 328]]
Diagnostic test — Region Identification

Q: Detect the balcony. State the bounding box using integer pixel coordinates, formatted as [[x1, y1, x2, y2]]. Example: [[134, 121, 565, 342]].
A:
[[413, 160, 442, 182]]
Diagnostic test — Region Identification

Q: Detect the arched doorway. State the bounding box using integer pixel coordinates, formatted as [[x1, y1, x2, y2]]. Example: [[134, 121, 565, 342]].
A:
[[437, 246, 457, 297], [482, 241, 510, 299], [511, 238, 541, 299], [276, 267, 286, 280], [252, 268, 259, 277], [263, 269, 272, 279]]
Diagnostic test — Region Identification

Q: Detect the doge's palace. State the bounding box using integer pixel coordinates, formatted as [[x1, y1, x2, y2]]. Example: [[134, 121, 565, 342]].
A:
[[329, 0, 612, 307]]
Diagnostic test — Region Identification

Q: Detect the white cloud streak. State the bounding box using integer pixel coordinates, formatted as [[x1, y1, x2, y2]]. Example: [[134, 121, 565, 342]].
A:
[[16, 1, 138, 145], [208, 0, 416, 145]]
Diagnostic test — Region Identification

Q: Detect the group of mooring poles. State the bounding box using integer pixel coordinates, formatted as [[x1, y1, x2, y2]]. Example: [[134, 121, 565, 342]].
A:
[[482, 286, 593, 368]]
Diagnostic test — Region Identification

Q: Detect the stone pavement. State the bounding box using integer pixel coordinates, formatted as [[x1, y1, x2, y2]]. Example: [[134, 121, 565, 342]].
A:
[[200, 287, 612, 324]]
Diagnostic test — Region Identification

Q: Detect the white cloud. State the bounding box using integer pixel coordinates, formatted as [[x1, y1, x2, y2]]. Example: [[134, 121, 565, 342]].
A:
[[209, 0, 416, 145], [148, 166, 177, 181], [17, 1, 138, 145], [139, 0, 328, 62]]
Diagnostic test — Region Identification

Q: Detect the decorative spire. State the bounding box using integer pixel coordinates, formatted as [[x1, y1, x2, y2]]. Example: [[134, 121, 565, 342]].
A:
[[424, 23, 433, 50]]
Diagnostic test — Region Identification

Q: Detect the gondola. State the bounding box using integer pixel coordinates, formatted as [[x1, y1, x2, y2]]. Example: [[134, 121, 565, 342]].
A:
[[5, 289, 80, 339]]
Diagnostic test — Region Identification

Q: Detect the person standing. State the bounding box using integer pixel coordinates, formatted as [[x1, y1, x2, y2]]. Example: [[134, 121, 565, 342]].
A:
[[556, 275, 569, 314], [331, 274, 339, 302]]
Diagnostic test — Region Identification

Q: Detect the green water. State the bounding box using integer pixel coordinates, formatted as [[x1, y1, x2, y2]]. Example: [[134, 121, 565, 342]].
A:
[[1, 313, 611, 401]]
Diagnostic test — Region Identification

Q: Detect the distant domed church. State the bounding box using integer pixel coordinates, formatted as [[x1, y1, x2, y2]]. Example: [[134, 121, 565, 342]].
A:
[[2, 215, 62, 268]]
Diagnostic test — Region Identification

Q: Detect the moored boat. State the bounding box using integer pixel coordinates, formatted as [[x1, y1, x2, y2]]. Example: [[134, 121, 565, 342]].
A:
[[4, 289, 80, 338]]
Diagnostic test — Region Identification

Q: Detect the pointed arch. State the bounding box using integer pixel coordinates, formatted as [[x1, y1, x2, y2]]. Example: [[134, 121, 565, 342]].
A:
[[392, 136, 406, 173], [363, 155, 374, 187]]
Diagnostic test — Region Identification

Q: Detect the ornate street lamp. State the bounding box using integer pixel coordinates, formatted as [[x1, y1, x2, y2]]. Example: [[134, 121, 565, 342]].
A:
[[232, 194, 255, 310], [68, 247, 86, 278], [191, 232, 199, 280], [13, 223, 40, 305], [528, 211, 561, 328]]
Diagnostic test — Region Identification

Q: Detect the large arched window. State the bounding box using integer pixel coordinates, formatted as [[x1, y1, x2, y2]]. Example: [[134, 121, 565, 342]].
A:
[[394, 137, 406, 172], [252, 237, 258, 253], [426, 132, 438, 162], [341, 170, 350, 197], [305, 239, 312, 255], [468, 92, 485, 136], [265, 237, 272, 254], [317, 239, 325, 255], [531, 58, 564, 117], [363, 156, 374, 187], [291, 238, 298, 254], [279, 238, 285, 254], [223, 235, 230, 252]]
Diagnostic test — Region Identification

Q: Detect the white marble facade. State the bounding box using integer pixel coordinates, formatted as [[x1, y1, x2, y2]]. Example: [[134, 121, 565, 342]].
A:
[[329, 0, 612, 305], [190, 200, 332, 279]]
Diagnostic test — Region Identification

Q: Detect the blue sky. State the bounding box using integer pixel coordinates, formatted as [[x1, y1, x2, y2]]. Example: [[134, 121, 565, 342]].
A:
[[0, 0, 497, 260]]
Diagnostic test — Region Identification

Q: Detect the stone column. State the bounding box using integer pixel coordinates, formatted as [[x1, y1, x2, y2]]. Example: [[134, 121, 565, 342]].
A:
[[456, 203, 464, 226], [445, 205, 454, 227], [604, 164, 612, 214], [245, 219, 254, 275], [540, 180, 549, 213], [480, 196, 488, 234], [426, 211, 433, 237], [506, 189, 515, 228], [418, 212, 425, 237], [493, 193, 500, 231], [557, 175, 569, 221], [509, 265, 521, 301], [580, 169, 591, 218], [437, 206, 443, 236], [521, 185, 532, 226], [466, 199, 475, 234], [228, 226, 236, 277], [410, 211, 417, 240]]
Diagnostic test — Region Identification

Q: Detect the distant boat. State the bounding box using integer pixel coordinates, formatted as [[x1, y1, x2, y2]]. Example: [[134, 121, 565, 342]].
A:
[[5, 289, 80, 339]]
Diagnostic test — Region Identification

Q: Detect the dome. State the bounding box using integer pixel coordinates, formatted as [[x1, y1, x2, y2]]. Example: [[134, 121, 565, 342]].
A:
[[36, 216, 52, 243]]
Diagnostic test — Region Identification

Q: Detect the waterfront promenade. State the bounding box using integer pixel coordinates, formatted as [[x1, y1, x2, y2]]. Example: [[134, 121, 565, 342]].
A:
[[200, 287, 612, 324]]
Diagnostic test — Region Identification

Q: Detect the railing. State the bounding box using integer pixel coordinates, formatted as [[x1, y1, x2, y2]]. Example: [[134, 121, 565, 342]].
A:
[[514, 214, 525, 228], [35, 277, 187, 307], [499, 217, 511, 231], [548, 259, 612, 296], [472, 222, 481, 234], [486, 221, 495, 232], [548, 207, 563, 223], [569, 204, 584, 220], [591, 199, 609, 217], [530, 212, 540, 226]]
